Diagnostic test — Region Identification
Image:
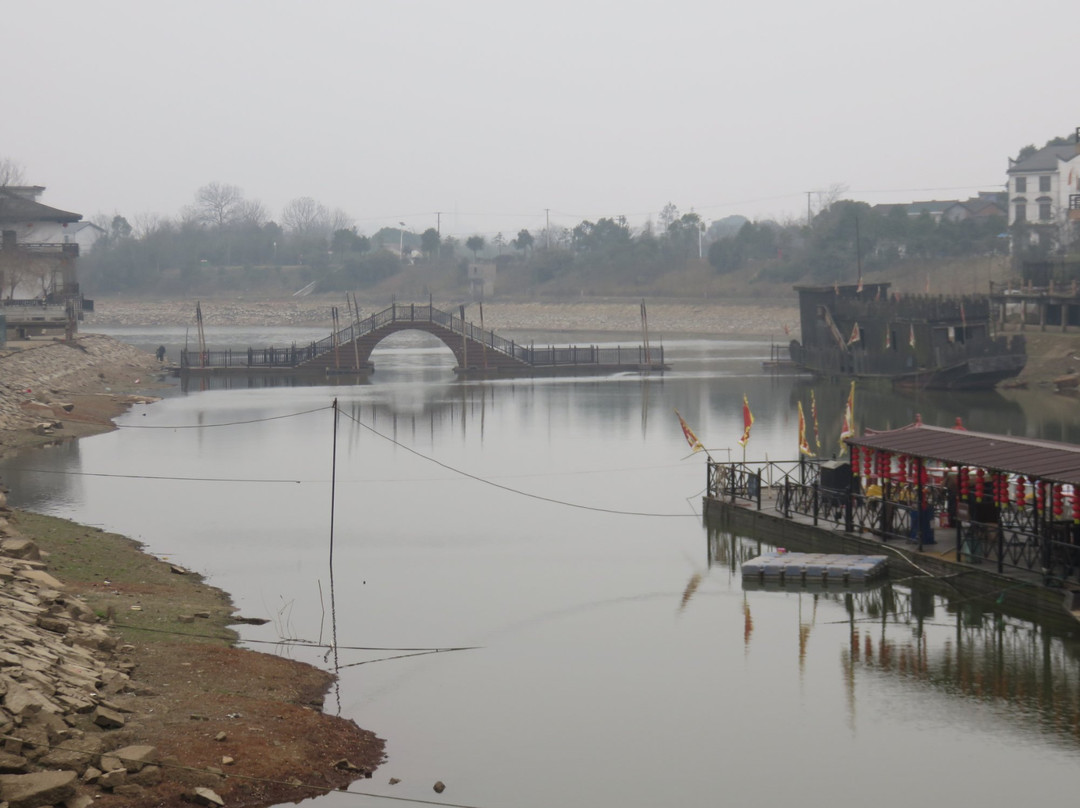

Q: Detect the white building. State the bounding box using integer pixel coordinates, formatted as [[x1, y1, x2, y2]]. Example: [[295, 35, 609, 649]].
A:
[[1006, 133, 1080, 250]]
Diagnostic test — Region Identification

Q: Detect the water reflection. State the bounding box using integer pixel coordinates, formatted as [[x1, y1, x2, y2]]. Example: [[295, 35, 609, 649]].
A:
[[707, 524, 1080, 750]]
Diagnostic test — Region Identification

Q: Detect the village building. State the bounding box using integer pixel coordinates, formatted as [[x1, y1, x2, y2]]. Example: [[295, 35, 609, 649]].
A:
[[1006, 132, 1080, 251]]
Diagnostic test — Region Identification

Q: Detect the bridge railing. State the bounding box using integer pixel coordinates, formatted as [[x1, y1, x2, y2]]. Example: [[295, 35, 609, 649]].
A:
[[182, 301, 665, 370]]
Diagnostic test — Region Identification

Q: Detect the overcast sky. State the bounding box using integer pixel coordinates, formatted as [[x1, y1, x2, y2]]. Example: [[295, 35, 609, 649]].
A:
[[5, 0, 1077, 240]]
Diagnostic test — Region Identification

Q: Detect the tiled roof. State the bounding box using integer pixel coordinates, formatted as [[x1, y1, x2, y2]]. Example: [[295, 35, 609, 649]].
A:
[[0, 188, 81, 224], [848, 423, 1080, 485], [1009, 144, 1079, 174]]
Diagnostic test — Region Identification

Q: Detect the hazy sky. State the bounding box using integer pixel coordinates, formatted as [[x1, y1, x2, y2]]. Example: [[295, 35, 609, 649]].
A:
[[5, 0, 1077, 240]]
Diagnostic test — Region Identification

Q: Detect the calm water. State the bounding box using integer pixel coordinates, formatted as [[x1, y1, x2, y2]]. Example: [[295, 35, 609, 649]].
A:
[[2, 325, 1079, 808]]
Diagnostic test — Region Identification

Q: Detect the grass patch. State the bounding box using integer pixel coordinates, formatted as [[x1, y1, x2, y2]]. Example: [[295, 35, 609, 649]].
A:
[[11, 509, 239, 646]]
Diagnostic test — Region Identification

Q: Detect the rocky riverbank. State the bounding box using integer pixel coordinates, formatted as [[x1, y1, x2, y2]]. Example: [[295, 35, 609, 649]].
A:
[[0, 335, 386, 807]]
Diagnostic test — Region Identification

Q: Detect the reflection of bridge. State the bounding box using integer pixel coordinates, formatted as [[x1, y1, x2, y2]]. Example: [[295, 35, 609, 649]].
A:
[[180, 302, 668, 376]]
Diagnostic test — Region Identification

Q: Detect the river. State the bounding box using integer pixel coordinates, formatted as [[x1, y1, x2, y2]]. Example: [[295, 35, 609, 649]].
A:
[[2, 324, 1079, 808]]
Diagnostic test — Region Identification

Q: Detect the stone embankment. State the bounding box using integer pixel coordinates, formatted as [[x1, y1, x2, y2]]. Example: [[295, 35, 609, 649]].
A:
[[0, 335, 163, 456], [0, 521, 182, 808], [86, 297, 799, 337]]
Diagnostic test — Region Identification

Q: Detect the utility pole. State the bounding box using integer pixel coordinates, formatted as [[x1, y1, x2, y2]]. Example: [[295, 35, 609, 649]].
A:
[[435, 211, 442, 236], [806, 191, 812, 225], [545, 208, 550, 249]]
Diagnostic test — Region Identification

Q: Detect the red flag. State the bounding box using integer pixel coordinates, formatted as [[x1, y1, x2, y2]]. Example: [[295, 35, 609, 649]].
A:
[[675, 409, 704, 453], [738, 395, 754, 448], [838, 381, 855, 454], [810, 389, 821, 450], [798, 401, 812, 456], [847, 322, 861, 346]]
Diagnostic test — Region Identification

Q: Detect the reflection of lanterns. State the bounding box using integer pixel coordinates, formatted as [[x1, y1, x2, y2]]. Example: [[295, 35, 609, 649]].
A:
[[975, 468, 985, 503]]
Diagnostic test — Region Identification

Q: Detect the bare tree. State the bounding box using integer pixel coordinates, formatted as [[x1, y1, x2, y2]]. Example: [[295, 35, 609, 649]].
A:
[[327, 207, 355, 234], [233, 198, 268, 227], [281, 196, 330, 237], [195, 182, 244, 228], [0, 158, 26, 187]]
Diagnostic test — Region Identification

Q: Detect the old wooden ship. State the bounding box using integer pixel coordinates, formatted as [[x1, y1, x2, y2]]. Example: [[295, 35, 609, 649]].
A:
[[788, 282, 1026, 389]]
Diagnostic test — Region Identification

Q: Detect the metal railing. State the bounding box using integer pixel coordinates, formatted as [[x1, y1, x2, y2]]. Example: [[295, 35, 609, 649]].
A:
[[706, 458, 1080, 585]]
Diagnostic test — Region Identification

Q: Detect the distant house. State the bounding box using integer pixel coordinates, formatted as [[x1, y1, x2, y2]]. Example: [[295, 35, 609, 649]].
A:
[[1006, 132, 1080, 249], [0, 186, 92, 303], [871, 193, 1006, 224]]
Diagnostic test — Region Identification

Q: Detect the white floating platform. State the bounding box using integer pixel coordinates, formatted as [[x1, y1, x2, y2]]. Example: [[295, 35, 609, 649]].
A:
[[741, 552, 888, 589]]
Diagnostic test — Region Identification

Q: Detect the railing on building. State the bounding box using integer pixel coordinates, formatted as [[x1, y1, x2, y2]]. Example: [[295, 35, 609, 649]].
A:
[[706, 458, 1080, 586]]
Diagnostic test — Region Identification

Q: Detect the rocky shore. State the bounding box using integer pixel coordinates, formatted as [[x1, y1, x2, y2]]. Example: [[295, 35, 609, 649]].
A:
[[0, 335, 385, 807]]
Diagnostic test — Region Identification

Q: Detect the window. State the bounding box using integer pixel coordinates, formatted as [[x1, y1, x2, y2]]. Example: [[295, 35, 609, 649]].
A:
[[1039, 175, 1051, 192], [1015, 203, 1026, 223], [1039, 201, 1052, 221], [1015, 177, 1027, 193]]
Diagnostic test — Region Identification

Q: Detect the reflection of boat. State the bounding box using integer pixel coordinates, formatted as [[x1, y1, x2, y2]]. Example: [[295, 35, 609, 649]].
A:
[[788, 283, 1026, 390]]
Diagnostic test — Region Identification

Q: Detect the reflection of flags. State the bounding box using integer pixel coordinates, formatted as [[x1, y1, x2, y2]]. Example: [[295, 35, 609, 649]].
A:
[[909, 323, 916, 349], [675, 409, 704, 453], [924, 274, 931, 294], [783, 323, 790, 336], [839, 381, 855, 454], [810, 389, 821, 450], [834, 282, 840, 295], [798, 401, 812, 456], [857, 277, 863, 294], [960, 301, 966, 328], [847, 322, 861, 346], [885, 328, 891, 349], [738, 395, 754, 448]]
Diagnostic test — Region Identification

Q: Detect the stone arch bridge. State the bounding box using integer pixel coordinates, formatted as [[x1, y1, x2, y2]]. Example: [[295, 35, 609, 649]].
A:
[[180, 302, 667, 376]]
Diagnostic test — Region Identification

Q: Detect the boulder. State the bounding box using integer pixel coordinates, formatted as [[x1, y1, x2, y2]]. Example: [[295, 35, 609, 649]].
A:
[[91, 706, 125, 729], [192, 786, 225, 806], [0, 770, 77, 808], [101, 744, 157, 773]]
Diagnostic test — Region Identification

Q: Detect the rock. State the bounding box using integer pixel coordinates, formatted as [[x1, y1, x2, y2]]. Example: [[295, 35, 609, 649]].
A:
[[34, 615, 68, 635], [97, 767, 127, 789], [104, 744, 157, 773], [433, 780, 446, 793], [192, 786, 225, 806], [0, 752, 28, 774], [213, 731, 227, 741], [91, 706, 125, 729], [128, 764, 162, 787], [64, 794, 94, 808], [81, 766, 101, 783], [0, 770, 77, 808], [177, 615, 195, 624], [58, 402, 75, 412], [16, 568, 64, 590], [221, 756, 234, 766], [389, 777, 401, 785], [0, 539, 40, 561]]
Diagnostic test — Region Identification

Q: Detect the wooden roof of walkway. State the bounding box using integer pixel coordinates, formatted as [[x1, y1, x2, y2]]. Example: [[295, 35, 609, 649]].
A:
[[847, 421, 1080, 486]]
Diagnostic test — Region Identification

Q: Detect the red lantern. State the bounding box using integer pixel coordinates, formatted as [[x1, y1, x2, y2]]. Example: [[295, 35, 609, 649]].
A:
[[959, 467, 969, 498], [1015, 476, 1026, 509], [1035, 480, 1044, 513], [975, 468, 984, 503], [881, 452, 892, 480], [851, 444, 860, 470], [898, 456, 908, 486], [1073, 487, 1080, 525], [1053, 483, 1063, 518], [863, 449, 872, 478]]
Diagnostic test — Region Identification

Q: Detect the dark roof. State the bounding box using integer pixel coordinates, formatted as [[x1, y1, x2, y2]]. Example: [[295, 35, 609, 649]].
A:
[[0, 188, 81, 224], [848, 423, 1080, 485], [1008, 144, 1079, 174]]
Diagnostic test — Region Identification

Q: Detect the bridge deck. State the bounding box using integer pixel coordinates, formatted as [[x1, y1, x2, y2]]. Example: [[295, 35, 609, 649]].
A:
[[180, 302, 668, 376]]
